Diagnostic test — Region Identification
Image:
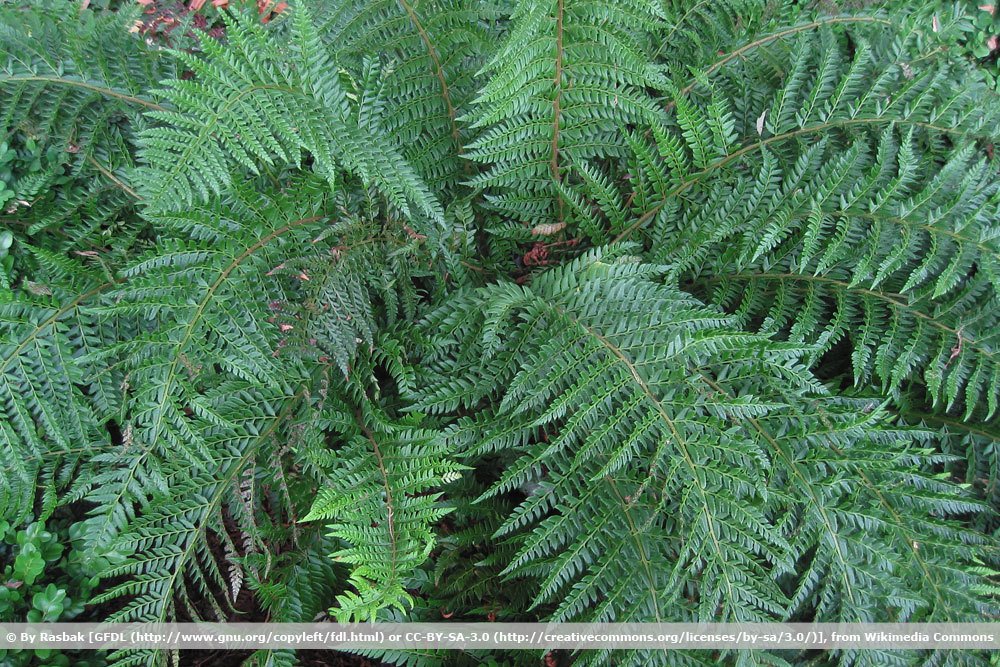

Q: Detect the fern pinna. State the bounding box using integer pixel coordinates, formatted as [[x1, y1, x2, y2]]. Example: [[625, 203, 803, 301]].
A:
[[0, 1, 998, 666]]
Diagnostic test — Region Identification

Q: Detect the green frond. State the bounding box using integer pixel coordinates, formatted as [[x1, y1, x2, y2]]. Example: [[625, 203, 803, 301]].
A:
[[0, 3, 168, 147], [596, 15, 997, 243], [302, 395, 462, 621], [656, 129, 1000, 418], [0, 2, 167, 241], [321, 0, 491, 192], [88, 387, 312, 667], [2, 3, 998, 666], [95, 182, 323, 468], [0, 260, 115, 524], [412, 248, 991, 649], [135, 3, 443, 226], [465, 0, 668, 226]]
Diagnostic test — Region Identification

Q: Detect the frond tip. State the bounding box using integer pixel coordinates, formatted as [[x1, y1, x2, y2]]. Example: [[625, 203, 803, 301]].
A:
[[303, 398, 463, 621]]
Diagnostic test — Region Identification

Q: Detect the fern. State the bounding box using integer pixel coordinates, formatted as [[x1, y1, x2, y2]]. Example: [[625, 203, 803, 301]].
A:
[[93, 182, 318, 469], [0, 0, 168, 250], [1, 1, 999, 666], [302, 394, 462, 621], [319, 0, 490, 192], [88, 386, 309, 667], [465, 0, 669, 226], [0, 255, 116, 524], [562, 16, 1000, 420], [136, 5, 443, 225], [663, 135, 1000, 413], [413, 249, 987, 635]]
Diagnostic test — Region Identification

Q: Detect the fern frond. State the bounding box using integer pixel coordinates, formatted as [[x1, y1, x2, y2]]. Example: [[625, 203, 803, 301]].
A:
[[610, 17, 998, 243], [0, 258, 116, 524], [656, 130, 1000, 418], [94, 182, 324, 468], [0, 2, 168, 144], [89, 386, 308, 667], [136, 3, 443, 226], [2, 3, 998, 665], [0, 2, 168, 240], [321, 0, 490, 192], [413, 248, 991, 644], [465, 0, 668, 226], [302, 396, 462, 621]]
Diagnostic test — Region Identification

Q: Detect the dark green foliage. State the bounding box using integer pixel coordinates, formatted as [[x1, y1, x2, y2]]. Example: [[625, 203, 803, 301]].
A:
[[0, 0, 170, 260], [302, 395, 464, 621], [414, 249, 987, 630], [136, 6, 442, 224], [1, 1, 999, 666]]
